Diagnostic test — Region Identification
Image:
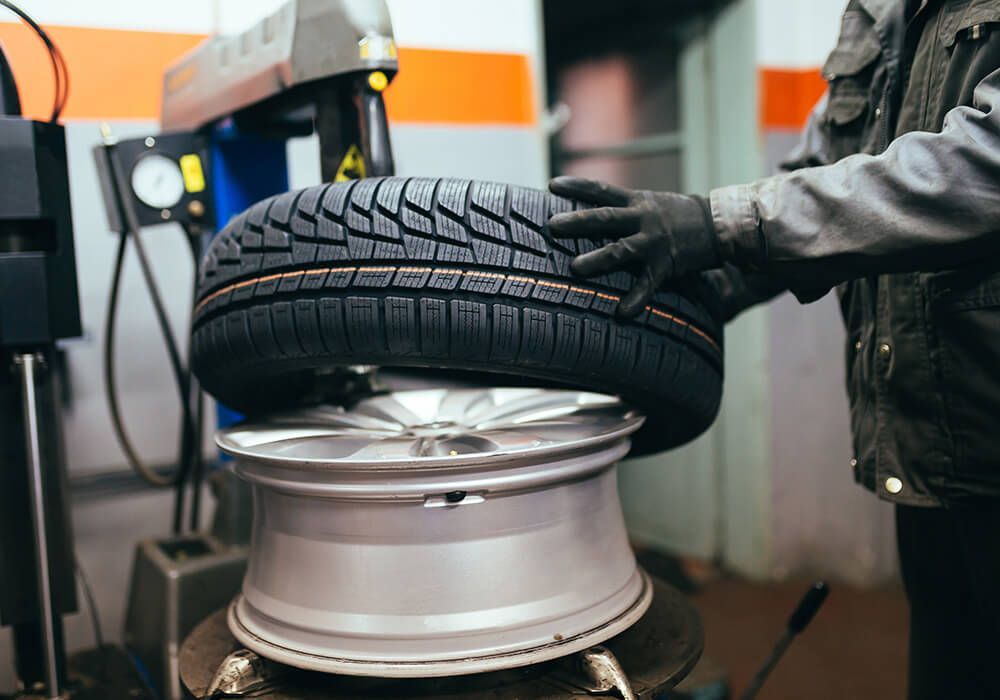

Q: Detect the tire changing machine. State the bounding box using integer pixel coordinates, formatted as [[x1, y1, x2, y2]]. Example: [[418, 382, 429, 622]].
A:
[[93, 2, 826, 699]]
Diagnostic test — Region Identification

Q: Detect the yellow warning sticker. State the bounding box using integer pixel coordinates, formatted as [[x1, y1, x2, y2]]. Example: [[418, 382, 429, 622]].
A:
[[179, 153, 206, 193], [334, 144, 366, 182]]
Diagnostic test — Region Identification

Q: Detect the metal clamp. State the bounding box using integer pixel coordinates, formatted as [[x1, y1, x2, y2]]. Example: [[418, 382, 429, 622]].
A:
[[205, 648, 286, 698], [553, 645, 638, 700]]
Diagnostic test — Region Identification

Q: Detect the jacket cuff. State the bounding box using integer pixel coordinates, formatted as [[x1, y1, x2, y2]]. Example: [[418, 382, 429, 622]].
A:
[[709, 184, 765, 269]]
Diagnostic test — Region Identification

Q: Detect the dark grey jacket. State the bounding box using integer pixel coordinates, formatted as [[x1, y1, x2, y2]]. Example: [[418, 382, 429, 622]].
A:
[[708, 0, 1000, 506]]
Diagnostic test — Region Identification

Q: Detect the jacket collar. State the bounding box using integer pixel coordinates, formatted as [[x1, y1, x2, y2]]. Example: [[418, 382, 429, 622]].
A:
[[858, 0, 905, 59], [858, 0, 903, 27]]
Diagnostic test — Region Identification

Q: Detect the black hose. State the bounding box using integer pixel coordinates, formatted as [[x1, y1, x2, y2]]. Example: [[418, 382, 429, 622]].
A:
[[188, 389, 205, 531], [170, 317, 195, 531], [130, 229, 191, 403], [104, 233, 179, 487], [170, 385, 193, 531], [186, 231, 207, 532], [171, 230, 205, 533]]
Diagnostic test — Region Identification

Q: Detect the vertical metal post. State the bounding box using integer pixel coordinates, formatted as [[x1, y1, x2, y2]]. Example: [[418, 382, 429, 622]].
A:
[[15, 352, 61, 700]]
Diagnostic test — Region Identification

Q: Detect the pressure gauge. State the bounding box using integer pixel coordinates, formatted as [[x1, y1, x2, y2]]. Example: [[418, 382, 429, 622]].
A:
[[130, 153, 185, 209]]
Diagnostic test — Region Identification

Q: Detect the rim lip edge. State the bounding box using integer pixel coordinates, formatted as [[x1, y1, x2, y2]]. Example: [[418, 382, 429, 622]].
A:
[[226, 569, 654, 678]]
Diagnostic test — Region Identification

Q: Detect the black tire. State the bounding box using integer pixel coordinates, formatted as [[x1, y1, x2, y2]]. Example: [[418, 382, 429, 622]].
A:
[[191, 177, 723, 451]]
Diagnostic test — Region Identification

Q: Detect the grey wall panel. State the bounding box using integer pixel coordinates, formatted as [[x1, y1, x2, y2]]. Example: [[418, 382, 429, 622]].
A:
[[762, 130, 897, 584], [766, 292, 897, 583], [619, 0, 773, 570], [762, 129, 799, 172], [619, 435, 720, 558], [391, 125, 547, 187]]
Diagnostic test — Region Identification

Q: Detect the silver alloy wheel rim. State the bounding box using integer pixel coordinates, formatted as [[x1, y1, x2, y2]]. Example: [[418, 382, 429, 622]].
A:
[[217, 388, 645, 469], [219, 388, 650, 677]]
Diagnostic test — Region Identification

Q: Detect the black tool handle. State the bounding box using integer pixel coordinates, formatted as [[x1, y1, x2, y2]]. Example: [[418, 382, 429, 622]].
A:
[[737, 580, 830, 700], [788, 581, 829, 633]]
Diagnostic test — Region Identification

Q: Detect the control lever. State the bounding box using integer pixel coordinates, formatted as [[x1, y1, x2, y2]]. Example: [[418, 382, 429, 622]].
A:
[[356, 78, 394, 177], [737, 581, 830, 700]]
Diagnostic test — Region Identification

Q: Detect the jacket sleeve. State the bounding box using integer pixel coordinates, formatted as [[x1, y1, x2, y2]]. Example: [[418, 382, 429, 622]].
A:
[[704, 93, 835, 317], [711, 67, 1000, 302]]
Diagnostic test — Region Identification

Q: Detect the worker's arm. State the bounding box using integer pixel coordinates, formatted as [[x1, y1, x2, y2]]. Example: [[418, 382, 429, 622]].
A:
[[550, 68, 1000, 312], [713, 68, 1000, 301], [547, 94, 835, 318], [701, 93, 835, 320]]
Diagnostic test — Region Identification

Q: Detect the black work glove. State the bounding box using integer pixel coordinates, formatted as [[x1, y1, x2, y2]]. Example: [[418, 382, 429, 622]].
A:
[[548, 177, 721, 318]]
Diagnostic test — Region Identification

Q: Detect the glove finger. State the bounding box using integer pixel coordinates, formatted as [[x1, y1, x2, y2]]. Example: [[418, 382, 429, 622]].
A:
[[548, 207, 641, 238], [571, 239, 641, 277], [618, 270, 658, 319], [548, 176, 632, 206]]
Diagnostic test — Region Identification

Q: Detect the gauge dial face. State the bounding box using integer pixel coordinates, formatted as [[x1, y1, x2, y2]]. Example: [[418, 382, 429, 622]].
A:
[[130, 154, 185, 209]]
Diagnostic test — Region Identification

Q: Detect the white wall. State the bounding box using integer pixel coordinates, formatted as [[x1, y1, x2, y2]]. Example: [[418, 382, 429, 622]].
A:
[[756, 0, 843, 69]]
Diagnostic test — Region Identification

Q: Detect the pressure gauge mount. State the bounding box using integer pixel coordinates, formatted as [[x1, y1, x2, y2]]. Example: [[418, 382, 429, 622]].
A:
[[93, 131, 212, 230]]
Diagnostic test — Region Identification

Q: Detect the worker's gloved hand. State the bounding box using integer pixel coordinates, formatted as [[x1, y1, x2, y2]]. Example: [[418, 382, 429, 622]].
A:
[[548, 177, 721, 318]]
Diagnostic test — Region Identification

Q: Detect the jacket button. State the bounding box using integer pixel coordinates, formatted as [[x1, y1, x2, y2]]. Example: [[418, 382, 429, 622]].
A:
[[885, 477, 903, 494], [850, 458, 858, 469], [875, 107, 882, 119], [854, 340, 862, 351], [878, 343, 892, 359]]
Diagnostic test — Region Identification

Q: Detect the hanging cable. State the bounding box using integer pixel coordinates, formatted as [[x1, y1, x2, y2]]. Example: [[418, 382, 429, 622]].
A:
[[172, 229, 205, 532], [0, 0, 69, 121], [129, 229, 191, 400], [104, 229, 198, 489], [185, 230, 207, 532], [188, 388, 205, 531], [104, 234, 180, 486]]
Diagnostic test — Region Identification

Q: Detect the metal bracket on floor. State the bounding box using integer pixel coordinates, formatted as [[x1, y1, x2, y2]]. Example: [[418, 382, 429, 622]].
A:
[[205, 648, 286, 698], [557, 645, 638, 700]]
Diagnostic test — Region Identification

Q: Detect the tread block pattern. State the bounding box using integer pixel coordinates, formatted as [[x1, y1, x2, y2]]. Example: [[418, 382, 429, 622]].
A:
[[192, 177, 724, 451], [198, 178, 717, 339]]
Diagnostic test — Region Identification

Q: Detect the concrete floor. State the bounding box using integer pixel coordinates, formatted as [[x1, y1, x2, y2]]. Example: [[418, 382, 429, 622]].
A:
[[693, 576, 910, 699]]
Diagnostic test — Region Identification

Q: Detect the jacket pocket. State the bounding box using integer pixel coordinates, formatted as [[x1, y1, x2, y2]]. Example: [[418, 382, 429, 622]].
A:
[[823, 11, 882, 82], [926, 269, 1000, 476], [940, 1, 1000, 47], [822, 8, 882, 157]]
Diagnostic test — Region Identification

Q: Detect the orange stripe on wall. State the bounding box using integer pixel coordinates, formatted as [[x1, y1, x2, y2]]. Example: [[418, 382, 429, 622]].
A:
[[0, 23, 535, 125], [760, 67, 826, 130], [387, 48, 534, 125], [0, 23, 203, 121]]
